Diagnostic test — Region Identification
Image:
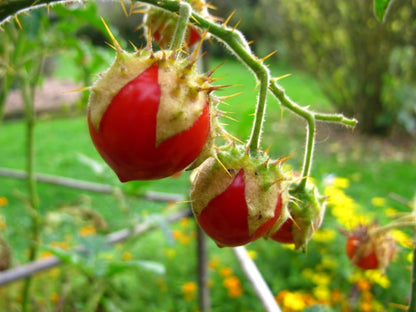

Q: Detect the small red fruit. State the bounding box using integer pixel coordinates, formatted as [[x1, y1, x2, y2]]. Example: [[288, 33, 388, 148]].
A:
[[144, 0, 211, 48], [88, 49, 214, 182], [271, 180, 326, 249], [344, 224, 396, 272], [191, 145, 289, 247]]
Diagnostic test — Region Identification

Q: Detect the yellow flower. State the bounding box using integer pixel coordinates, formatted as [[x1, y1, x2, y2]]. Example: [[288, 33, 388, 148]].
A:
[[313, 285, 331, 302], [247, 249, 258, 260], [0, 218, 6, 230], [391, 229, 413, 249], [50, 293, 60, 304], [223, 276, 243, 298], [208, 256, 220, 270], [220, 267, 233, 277], [122, 251, 132, 261], [371, 197, 386, 207], [333, 177, 350, 189], [282, 292, 306, 311], [364, 270, 390, 288], [180, 217, 190, 228], [49, 241, 70, 250], [49, 268, 61, 278], [78, 225, 96, 237], [0, 197, 8, 207], [312, 229, 336, 242], [182, 282, 197, 301]]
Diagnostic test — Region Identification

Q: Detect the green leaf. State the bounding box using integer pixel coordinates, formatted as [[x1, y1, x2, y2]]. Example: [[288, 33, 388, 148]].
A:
[[374, 0, 393, 22]]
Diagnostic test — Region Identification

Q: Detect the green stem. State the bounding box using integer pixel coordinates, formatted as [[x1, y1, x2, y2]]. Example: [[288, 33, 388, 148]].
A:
[[0, 0, 64, 24], [169, 1, 191, 52], [19, 54, 44, 312]]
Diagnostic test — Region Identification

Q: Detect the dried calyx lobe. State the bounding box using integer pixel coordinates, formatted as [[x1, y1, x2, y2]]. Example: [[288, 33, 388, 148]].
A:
[[191, 144, 290, 247], [88, 48, 215, 181]]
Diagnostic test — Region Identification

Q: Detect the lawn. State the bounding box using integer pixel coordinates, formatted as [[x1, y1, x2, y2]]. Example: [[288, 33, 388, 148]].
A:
[[1, 55, 416, 311]]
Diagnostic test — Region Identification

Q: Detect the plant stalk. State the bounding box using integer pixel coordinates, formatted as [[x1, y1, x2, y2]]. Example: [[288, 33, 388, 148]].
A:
[[169, 1, 191, 53], [19, 52, 44, 312]]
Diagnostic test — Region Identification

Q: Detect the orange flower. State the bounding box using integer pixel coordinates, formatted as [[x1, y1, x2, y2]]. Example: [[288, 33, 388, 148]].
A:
[[182, 282, 197, 301], [220, 267, 233, 277], [122, 251, 132, 261], [223, 276, 243, 298], [78, 225, 96, 237], [356, 279, 371, 292], [0, 197, 7, 207]]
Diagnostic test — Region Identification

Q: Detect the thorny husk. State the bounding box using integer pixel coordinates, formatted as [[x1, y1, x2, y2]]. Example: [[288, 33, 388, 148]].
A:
[[191, 144, 290, 237]]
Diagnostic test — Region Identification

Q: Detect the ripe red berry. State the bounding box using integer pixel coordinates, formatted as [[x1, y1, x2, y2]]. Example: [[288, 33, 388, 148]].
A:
[[191, 145, 289, 247], [88, 49, 214, 182], [270, 180, 326, 249], [344, 224, 396, 271]]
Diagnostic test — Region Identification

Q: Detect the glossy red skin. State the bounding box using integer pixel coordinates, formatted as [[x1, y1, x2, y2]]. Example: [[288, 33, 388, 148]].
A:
[[197, 170, 282, 247], [88, 64, 210, 182], [270, 218, 294, 244], [345, 236, 379, 270]]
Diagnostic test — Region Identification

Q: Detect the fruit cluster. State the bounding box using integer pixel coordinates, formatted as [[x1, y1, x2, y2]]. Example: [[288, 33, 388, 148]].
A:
[[86, 0, 396, 272]]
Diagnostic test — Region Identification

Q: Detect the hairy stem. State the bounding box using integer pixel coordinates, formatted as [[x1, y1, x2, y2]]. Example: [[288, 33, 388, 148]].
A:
[[169, 1, 191, 52]]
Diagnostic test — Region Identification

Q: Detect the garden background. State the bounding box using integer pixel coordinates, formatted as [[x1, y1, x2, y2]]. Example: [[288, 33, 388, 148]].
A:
[[0, 0, 415, 311]]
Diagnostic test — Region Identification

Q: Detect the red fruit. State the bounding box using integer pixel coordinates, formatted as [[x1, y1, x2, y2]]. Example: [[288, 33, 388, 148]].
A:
[[191, 145, 289, 247], [346, 236, 379, 270], [144, 0, 211, 48], [270, 180, 326, 249], [88, 50, 214, 182], [271, 218, 294, 244], [344, 224, 396, 272]]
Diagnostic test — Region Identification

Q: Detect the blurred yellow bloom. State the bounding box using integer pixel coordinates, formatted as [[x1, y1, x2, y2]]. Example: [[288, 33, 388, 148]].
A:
[[360, 301, 373, 312], [180, 217, 190, 228], [282, 292, 306, 311], [223, 276, 243, 298], [364, 270, 390, 288], [49, 268, 61, 278], [324, 184, 369, 229], [0, 218, 6, 230], [407, 251, 413, 263], [182, 282, 197, 301], [385, 207, 398, 217], [313, 285, 331, 301], [49, 241, 70, 250], [247, 249, 258, 260], [220, 267, 233, 277], [320, 256, 338, 270], [50, 293, 60, 304], [41, 251, 53, 259], [172, 229, 191, 245], [333, 177, 350, 189], [122, 251, 132, 261], [313, 229, 336, 242], [391, 229, 413, 249], [79, 225, 96, 237], [0, 197, 7, 207], [164, 248, 176, 259], [371, 197, 386, 207], [208, 256, 220, 270]]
